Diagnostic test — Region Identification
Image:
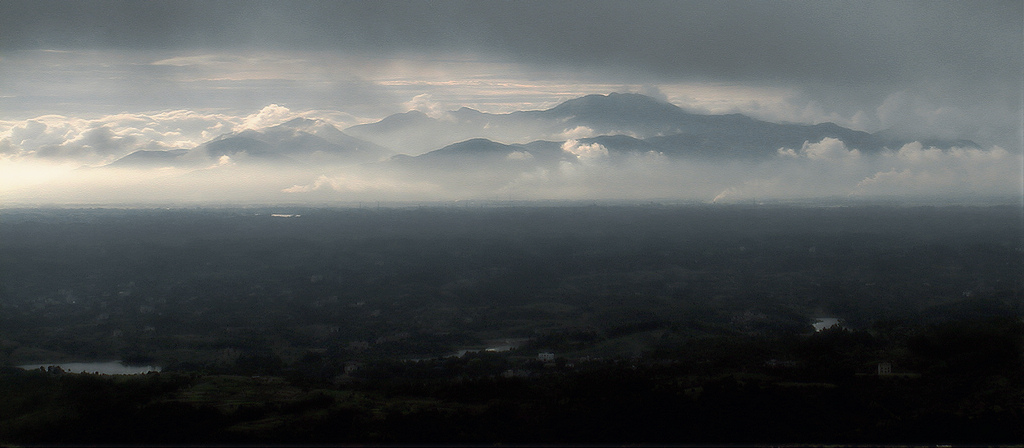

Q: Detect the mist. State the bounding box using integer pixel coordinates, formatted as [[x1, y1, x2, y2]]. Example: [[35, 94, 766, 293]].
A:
[[3, 137, 1017, 207]]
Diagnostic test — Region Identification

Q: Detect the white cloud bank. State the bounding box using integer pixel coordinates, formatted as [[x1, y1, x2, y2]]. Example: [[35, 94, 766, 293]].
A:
[[778, 138, 860, 161], [0, 105, 364, 165], [709, 140, 1021, 203], [561, 139, 609, 162], [852, 143, 1019, 198]]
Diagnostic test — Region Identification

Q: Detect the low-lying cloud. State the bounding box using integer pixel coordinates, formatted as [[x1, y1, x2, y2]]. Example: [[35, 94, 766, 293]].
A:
[[778, 138, 860, 161], [561, 139, 609, 162], [0, 105, 361, 165], [3, 140, 1017, 206], [852, 143, 1018, 198]]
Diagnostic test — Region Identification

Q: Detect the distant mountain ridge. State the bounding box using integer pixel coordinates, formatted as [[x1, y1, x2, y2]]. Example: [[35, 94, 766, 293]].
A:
[[107, 118, 392, 169], [348, 93, 977, 158], [105, 148, 190, 168], [107, 93, 978, 170]]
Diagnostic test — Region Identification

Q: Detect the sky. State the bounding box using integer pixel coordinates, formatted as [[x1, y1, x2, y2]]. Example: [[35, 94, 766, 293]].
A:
[[0, 0, 1021, 205]]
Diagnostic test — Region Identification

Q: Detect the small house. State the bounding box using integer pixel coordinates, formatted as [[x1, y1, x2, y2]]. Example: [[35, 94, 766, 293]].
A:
[[877, 362, 892, 376]]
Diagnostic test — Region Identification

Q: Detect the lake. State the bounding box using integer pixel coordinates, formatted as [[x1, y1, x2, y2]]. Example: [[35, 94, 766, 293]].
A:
[[18, 361, 161, 375], [812, 318, 841, 332]]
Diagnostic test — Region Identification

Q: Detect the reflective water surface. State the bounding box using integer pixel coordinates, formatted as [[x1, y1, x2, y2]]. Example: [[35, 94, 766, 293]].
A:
[[812, 318, 841, 332], [18, 361, 160, 375]]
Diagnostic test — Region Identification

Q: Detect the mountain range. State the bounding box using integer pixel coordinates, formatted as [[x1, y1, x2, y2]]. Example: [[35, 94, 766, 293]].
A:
[[108, 117, 393, 169], [106, 93, 977, 170]]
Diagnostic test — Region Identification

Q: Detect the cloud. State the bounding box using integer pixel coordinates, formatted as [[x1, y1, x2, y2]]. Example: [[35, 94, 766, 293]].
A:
[[778, 138, 860, 161], [561, 139, 609, 162], [0, 158, 78, 191], [852, 144, 1021, 198], [1, 120, 59, 158], [7, 4, 1018, 93], [0, 113, 217, 163], [151, 54, 258, 68], [703, 140, 1020, 203], [282, 175, 340, 193], [0, 87, 1018, 206], [634, 85, 669, 102], [506, 151, 534, 161], [403, 94, 448, 119], [890, 141, 943, 163], [0, 105, 367, 165], [65, 127, 132, 159], [238, 104, 295, 131], [7, 1, 1017, 87], [214, 155, 233, 167], [873, 91, 990, 142], [5, 141, 1019, 206], [555, 126, 598, 140], [0, 118, 141, 162], [282, 172, 442, 197]]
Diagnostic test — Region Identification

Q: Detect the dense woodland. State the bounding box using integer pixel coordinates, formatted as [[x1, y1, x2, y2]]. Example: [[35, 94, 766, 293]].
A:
[[0, 204, 1020, 444]]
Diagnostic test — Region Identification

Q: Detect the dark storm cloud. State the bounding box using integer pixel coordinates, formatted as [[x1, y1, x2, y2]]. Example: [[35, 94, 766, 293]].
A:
[[3, 0, 1019, 89]]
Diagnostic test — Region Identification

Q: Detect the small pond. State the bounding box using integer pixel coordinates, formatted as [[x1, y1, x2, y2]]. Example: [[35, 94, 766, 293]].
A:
[[812, 317, 841, 332]]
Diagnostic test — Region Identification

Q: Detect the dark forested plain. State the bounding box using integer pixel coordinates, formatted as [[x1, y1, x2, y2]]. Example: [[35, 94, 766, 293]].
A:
[[0, 203, 1020, 445]]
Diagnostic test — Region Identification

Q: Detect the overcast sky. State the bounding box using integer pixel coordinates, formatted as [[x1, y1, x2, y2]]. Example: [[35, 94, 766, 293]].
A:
[[2, 1, 1020, 140], [0, 0, 1020, 204]]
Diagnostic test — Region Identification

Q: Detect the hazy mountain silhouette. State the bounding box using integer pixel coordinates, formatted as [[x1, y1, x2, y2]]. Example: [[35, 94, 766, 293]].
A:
[[394, 138, 568, 170], [521, 92, 696, 136], [349, 93, 978, 158], [201, 118, 390, 164], [105, 149, 189, 168], [346, 109, 514, 155], [107, 93, 980, 172], [107, 118, 391, 168]]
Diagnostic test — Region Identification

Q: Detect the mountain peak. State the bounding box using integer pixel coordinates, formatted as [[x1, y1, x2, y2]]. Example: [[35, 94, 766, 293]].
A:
[[106, 149, 189, 168], [441, 138, 511, 152], [281, 117, 318, 127], [389, 109, 432, 122], [450, 107, 485, 119], [539, 93, 693, 134], [547, 93, 683, 115], [347, 109, 436, 135]]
